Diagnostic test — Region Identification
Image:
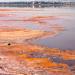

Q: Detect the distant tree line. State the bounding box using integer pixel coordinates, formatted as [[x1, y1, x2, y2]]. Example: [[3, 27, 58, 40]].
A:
[[0, 1, 75, 8]]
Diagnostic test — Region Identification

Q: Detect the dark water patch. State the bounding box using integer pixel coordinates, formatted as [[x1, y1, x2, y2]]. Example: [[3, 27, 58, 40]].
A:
[[31, 23, 75, 50], [64, 60, 75, 67], [48, 55, 63, 63], [28, 52, 48, 58], [28, 17, 75, 50], [52, 57, 75, 67]]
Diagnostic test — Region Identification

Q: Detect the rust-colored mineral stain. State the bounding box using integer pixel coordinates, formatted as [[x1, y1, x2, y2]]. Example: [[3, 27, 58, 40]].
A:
[[0, 43, 74, 75], [30, 16, 58, 20], [24, 16, 58, 25], [0, 25, 64, 42], [0, 26, 73, 75], [0, 8, 74, 75]]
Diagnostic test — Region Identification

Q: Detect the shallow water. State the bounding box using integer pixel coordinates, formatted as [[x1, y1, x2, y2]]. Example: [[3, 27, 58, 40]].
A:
[[0, 7, 75, 75], [0, 7, 75, 50]]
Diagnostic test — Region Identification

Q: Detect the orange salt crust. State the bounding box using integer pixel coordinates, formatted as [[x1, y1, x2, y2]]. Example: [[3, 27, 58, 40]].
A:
[[0, 43, 75, 60], [0, 9, 74, 75], [0, 27, 74, 75], [0, 26, 64, 43], [27, 16, 57, 21], [0, 43, 74, 75], [23, 16, 58, 25]]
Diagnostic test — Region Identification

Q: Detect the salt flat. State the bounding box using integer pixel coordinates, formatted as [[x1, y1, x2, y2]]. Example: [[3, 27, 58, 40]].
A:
[[0, 8, 75, 75]]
